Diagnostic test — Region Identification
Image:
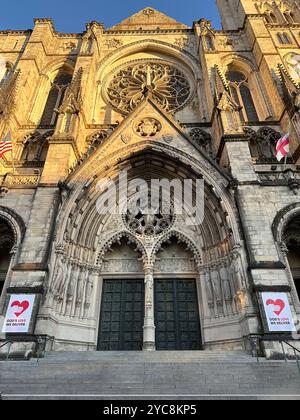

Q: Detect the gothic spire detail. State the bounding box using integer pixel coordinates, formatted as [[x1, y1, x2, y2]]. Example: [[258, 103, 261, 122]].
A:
[[278, 63, 300, 112], [57, 68, 83, 114]]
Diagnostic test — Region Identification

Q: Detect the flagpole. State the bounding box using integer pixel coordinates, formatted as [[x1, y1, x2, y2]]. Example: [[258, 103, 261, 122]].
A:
[[283, 154, 288, 171], [11, 149, 16, 174], [9, 128, 16, 174], [284, 120, 291, 171]]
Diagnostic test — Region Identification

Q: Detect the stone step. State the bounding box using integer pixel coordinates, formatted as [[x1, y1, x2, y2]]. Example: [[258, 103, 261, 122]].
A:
[[1, 351, 300, 400], [42, 350, 255, 362]]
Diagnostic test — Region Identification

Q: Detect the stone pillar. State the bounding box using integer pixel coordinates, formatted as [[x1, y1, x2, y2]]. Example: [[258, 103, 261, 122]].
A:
[[143, 269, 156, 351]]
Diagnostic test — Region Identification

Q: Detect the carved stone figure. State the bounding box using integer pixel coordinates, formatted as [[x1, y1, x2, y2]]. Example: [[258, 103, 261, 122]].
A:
[[51, 254, 67, 296]]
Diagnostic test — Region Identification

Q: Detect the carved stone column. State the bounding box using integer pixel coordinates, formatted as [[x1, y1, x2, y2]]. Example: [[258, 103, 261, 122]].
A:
[[143, 268, 156, 351]]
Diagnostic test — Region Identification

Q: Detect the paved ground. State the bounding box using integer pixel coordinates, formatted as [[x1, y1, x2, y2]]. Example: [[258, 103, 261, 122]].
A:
[[0, 351, 300, 400]]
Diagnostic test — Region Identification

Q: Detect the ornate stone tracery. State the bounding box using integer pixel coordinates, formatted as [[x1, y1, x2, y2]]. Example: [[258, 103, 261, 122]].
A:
[[124, 209, 175, 237], [106, 61, 192, 115], [134, 118, 162, 137]]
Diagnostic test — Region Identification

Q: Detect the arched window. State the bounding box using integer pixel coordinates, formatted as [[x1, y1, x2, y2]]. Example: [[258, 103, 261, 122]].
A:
[[284, 215, 300, 301], [277, 32, 292, 44], [283, 11, 295, 24], [226, 70, 259, 122], [38, 141, 49, 162], [40, 72, 72, 126], [0, 220, 14, 297], [205, 35, 215, 51], [265, 12, 277, 24]]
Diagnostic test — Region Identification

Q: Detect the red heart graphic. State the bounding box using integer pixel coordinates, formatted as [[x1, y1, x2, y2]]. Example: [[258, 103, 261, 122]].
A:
[[11, 300, 30, 318], [266, 299, 285, 316]]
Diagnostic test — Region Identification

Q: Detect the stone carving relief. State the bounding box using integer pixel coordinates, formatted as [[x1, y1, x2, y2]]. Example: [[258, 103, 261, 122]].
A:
[[203, 248, 248, 318], [59, 42, 78, 52], [105, 39, 123, 49], [46, 243, 97, 319], [154, 258, 196, 273], [143, 7, 155, 17], [2, 174, 39, 186], [106, 61, 192, 114], [102, 258, 144, 273], [121, 133, 132, 144], [189, 128, 212, 156], [174, 38, 196, 50], [134, 118, 162, 137], [162, 134, 173, 144]]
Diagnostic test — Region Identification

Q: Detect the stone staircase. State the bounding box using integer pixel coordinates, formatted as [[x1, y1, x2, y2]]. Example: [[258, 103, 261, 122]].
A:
[[0, 351, 300, 400]]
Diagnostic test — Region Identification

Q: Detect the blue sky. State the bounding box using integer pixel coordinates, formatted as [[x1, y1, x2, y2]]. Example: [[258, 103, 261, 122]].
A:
[[0, 0, 221, 32]]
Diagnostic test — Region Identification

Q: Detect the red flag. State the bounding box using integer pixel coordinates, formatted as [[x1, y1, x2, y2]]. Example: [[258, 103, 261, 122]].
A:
[[0, 131, 13, 158], [275, 133, 289, 162]]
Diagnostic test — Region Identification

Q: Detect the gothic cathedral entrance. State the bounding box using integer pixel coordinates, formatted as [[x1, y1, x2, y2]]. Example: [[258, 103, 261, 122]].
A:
[[98, 278, 202, 351], [97, 238, 203, 351]]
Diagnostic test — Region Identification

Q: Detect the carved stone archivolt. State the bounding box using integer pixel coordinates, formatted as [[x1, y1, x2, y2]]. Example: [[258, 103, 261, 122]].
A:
[[105, 60, 192, 115]]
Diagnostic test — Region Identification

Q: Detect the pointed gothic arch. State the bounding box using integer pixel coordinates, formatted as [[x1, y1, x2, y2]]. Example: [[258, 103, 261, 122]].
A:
[[222, 54, 274, 121]]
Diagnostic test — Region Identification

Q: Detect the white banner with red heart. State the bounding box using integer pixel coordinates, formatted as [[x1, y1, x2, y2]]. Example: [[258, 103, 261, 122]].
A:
[[262, 292, 296, 332], [2, 294, 35, 333]]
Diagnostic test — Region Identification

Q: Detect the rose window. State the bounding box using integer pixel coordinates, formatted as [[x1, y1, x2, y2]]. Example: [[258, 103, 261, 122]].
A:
[[106, 61, 192, 114]]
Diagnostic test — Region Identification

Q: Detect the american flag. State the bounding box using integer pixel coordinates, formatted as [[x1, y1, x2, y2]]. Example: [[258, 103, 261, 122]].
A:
[[0, 131, 13, 158]]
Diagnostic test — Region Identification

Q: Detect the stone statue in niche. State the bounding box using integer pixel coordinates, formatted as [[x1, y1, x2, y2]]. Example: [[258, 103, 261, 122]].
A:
[[51, 254, 67, 298], [76, 269, 85, 306], [85, 276, 94, 309], [66, 273, 76, 303]]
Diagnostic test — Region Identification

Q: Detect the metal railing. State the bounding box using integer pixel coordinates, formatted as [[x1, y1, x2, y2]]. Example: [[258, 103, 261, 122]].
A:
[[245, 336, 260, 363], [0, 335, 55, 362], [279, 340, 300, 374], [0, 341, 13, 361], [35, 335, 55, 362]]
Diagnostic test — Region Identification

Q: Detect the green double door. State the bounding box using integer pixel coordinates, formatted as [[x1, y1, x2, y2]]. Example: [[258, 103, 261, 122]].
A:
[[98, 279, 202, 351]]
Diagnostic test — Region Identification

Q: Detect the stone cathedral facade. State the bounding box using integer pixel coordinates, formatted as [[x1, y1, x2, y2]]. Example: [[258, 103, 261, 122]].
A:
[[0, 1, 300, 357]]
